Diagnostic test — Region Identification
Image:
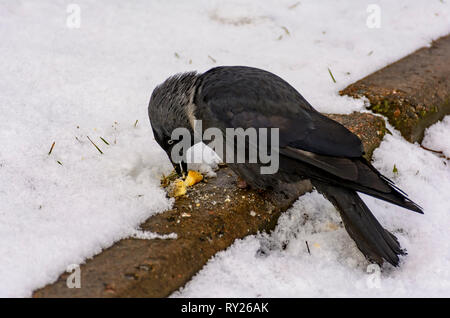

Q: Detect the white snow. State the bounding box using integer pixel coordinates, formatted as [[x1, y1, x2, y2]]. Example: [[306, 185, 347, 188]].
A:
[[422, 115, 450, 158], [130, 229, 177, 240], [0, 0, 449, 297]]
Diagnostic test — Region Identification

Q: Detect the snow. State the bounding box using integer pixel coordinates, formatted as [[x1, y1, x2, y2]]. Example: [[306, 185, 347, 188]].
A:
[[0, 0, 449, 297], [422, 115, 450, 158], [130, 229, 177, 240]]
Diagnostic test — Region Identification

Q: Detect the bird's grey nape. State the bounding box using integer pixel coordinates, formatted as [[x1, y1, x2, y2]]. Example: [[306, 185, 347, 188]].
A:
[[148, 71, 199, 142]]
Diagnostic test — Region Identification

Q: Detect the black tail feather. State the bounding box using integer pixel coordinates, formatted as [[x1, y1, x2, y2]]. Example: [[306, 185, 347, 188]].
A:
[[352, 182, 424, 215], [313, 180, 406, 266], [378, 174, 424, 213], [362, 159, 423, 214], [331, 160, 424, 214]]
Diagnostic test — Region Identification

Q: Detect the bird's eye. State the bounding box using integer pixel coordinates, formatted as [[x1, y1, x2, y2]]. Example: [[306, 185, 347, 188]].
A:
[[167, 139, 174, 145]]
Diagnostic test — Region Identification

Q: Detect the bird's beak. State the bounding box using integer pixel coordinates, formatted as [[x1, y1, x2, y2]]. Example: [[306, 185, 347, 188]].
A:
[[165, 146, 188, 177], [173, 161, 188, 177]]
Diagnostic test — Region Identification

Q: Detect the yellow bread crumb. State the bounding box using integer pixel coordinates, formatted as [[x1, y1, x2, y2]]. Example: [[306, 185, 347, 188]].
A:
[[165, 170, 203, 198], [169, 180, 187, 197], [184, 170, 203, 186]]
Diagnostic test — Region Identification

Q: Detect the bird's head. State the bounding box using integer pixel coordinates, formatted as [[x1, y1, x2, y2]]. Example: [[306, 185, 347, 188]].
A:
[[148, 72, 198, 176]]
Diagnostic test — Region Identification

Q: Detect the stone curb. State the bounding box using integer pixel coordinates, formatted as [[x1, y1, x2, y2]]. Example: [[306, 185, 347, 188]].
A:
[[33, 113, 385, 298], [340, 34, 450, 143]]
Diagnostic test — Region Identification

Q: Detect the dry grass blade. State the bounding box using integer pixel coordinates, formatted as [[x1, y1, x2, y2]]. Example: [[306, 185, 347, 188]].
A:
[[328, 68, 336, 83], [100, 137, 110, 145], [208, 55, 217, 63], [281, 26, 290, 35], [48, 142, 55, 155], [289, 2, 301, 9], [87, 136, 103, 154], [160, 169, 179, 188]]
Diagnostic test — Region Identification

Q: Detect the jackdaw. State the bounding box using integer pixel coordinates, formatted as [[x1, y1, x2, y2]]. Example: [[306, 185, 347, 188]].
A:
[[148, 66, 423, 266]]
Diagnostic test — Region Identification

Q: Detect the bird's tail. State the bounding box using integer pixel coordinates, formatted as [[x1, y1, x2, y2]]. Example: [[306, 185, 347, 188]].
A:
[[312, 180, 405, 266]]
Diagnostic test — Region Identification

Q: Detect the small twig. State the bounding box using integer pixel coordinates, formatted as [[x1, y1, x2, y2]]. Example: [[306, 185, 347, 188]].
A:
[[305, 241, 311, 255], [57, 160, 63, 166], [420, 144, 449, 160], [420, 144, 444, 154], [87, 136, 103, 154], [134, 120, 139, 127], [48, 142, 55, 155], [328, 68, 336, 83]]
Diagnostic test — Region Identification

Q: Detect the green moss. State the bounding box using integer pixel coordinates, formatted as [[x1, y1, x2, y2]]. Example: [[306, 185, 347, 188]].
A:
[[371, 102, 381, 112], [371, 99, 391, 114]]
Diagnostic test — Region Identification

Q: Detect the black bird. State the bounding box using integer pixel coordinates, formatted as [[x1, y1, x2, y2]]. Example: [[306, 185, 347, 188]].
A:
[[148, 66, 423, 266]]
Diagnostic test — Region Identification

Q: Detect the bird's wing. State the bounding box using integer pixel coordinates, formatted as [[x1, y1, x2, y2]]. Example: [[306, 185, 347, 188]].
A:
[[279, 146, 391, 193], [195, 66, 364, 158], [195, 67, 423, 213]]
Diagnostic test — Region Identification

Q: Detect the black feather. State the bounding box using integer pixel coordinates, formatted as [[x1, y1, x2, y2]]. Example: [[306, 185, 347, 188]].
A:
[[312, 180, 406, 266]]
